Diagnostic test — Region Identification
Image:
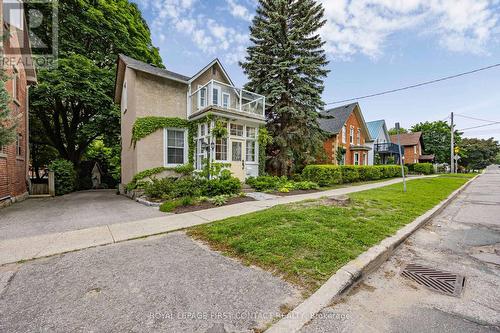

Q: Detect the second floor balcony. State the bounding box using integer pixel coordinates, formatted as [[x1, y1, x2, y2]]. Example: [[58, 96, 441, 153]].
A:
[[375, 142, 401, 155], [189, 80, 265, 120]]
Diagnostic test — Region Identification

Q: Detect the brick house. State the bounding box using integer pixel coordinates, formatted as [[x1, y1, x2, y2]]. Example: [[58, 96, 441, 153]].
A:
[[389, 132, 433, 164], [318, 103, 373, 165], [0, 0, 37, 206]]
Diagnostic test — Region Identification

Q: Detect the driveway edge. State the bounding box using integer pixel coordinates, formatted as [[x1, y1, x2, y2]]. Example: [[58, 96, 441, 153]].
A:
[[265, 174, 480, 333]]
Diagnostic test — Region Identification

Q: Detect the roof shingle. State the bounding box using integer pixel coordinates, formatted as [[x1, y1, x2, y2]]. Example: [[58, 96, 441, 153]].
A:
[[118, 54, 190, 82], [390, 131, 422, 146], [319, 103, 358, 134]]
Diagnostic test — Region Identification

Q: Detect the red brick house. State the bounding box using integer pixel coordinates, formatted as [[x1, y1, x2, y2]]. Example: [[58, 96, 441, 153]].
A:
[[0, 0, 37, 207], [389, 132, 434, 164], [318, 103, 373, 165]]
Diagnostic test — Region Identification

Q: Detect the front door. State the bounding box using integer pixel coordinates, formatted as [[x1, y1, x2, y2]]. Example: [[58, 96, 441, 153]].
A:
[[230, 140, 245, 181]]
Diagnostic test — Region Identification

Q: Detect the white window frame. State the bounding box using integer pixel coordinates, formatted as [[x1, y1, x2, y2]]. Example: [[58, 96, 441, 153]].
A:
[[230, 123, 244, 137], [246, 139, 257, 162], [342, 125, 347, 144], [350, 126, 354, 144], [357, 128, 361, 145], [246, 126, 256, 139], [212, 85, 221, 106], [354, 152, 359, 165], [222, 92, 230, 109], [197, 85, 207, 109], [363, 153, 368, 165], [215, 137, 228, 162], [163, 128, 188, 167]]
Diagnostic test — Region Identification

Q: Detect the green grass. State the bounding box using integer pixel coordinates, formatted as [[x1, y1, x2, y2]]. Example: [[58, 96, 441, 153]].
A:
[[188, 176, 473, 294]]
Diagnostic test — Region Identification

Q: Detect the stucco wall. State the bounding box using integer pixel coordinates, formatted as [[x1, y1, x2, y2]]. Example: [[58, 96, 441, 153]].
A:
[[120, 68, 137, 185]]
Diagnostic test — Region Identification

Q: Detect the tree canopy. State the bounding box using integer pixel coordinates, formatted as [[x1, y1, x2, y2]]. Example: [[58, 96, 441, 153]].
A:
[[27, 0, 163, 177], [240, 0, 329, 176], [459, 137, 500, 170], [411, 121, 461, 164], [388, 127, 408, 135]]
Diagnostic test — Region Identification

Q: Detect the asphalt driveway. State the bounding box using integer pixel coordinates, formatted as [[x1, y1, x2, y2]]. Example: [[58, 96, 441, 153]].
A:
[[0, 190, 164, 240], [0, 232, 300, 332]]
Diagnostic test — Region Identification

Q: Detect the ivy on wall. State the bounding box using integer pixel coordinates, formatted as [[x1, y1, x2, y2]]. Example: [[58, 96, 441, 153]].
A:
[[131, 114, 215, 165], [131, 117, 190, 146]]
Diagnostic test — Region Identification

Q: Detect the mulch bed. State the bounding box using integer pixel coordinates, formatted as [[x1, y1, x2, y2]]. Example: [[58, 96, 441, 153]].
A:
[[273, 189, 322, 196], [173, 196, 256, 214]]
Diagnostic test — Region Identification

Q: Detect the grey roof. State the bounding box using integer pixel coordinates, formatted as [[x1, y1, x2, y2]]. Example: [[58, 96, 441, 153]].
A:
[[119, 54, 190, 82], [319, 103, 358, 134], [366, 120, 385, 140]]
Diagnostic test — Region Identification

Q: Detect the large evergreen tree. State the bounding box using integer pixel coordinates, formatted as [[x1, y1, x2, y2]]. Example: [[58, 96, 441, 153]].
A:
[[27, 0, 162, 172], [240, 0, 329, 176]]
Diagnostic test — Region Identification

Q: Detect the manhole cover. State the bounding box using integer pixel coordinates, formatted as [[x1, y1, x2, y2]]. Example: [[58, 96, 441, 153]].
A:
[[401, 264, 465, 297]]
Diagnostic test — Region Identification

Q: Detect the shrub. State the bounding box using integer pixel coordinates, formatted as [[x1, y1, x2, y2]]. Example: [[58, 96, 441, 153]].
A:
[[126, 164, 194, 191], [159, 199, 182, 212], [204, 177, 241, 197], [293, 181, 320, 190], [303, 164, 405, 185], [413, 163, 434, 175], [246, 176, 290, 191], [209, 195, 229, 206], [358, 166, 382, 181], [302, 165, 342, 186], [340, 166, 360, 183], [144, 177, 206, 200], [49, 159, 76, 196]]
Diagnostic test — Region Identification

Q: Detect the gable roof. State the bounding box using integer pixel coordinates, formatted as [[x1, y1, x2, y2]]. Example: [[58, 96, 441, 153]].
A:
[[118, 54, 191, 83], [319, 103, 373, 141], [390, 131, 423, 146], [366, 120, 386, 140], [319, 103, 357, 134], [188, 58, 235, 87]]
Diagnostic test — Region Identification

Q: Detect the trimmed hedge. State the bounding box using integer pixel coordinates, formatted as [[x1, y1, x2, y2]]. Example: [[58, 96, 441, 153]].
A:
[[412, 163, 434, 175], [302, 165, 408, 186]]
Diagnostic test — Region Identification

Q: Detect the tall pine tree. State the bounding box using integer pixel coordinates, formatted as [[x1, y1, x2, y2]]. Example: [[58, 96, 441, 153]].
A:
[[241, 0, 329, 176]]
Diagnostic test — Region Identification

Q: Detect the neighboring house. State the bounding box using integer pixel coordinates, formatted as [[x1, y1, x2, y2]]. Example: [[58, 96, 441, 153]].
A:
[[389, 131, 433, 164], [114, 55, 265, 185], [319, 103, 373, 166], [366, 120, 400, 165], [0, 0, 37, 207]]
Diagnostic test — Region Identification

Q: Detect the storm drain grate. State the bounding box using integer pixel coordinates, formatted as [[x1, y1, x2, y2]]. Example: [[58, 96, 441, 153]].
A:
[[401, 263, 465, 297]]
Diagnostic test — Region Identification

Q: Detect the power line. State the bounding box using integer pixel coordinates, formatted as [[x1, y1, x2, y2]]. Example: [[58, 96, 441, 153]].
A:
[[454, 113, 500, 124], [459, 121, 500, 131], [326, 63, 500, 105]]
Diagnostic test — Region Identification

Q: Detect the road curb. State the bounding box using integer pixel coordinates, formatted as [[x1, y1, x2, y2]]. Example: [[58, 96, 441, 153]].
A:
[[265, 174, 480, 333]]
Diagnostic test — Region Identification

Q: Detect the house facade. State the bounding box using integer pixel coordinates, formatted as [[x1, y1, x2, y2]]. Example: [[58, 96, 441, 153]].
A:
[[0, 0, 37, 207], [114, 55, 265, 185], [389, 131, 431, 164], [366, 120, 400, 165], [319, 103, 373, 166]]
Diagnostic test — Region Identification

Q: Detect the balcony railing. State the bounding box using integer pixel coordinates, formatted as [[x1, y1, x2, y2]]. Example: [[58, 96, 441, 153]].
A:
[[189, 80, 265, 119], [375, 142, 401, 154]]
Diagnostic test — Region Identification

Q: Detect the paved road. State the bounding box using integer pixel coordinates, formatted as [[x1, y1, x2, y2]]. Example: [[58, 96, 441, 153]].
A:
[[302, 166, 500, 333], [0, 232, 300, 333], [0, 190, 164, 240]]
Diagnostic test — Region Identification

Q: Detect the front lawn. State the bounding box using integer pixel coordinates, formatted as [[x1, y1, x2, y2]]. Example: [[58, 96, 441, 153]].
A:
[[188, 175, 474, 294]]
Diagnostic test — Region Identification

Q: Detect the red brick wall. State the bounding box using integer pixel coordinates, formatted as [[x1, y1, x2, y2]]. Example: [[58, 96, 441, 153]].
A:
[[322, 111, 369, 166], [403, 143, 422, 164], [0, 23, 29, 200]]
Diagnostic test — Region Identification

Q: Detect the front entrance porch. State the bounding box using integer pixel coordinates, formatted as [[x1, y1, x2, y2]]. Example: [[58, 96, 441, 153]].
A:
[[194, 117, 262, 181]]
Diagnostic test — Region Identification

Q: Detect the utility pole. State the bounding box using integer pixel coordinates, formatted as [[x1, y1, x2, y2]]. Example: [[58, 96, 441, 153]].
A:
[[450, 112, 455, 174], [395, 122, 407, 192]]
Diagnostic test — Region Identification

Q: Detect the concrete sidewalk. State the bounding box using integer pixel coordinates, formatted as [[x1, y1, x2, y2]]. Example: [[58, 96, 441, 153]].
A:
[[0, 176, 429, 266]]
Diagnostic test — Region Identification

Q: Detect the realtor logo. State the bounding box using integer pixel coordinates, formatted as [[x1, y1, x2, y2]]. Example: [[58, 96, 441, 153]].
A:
[[1, 0, 58, 69]]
